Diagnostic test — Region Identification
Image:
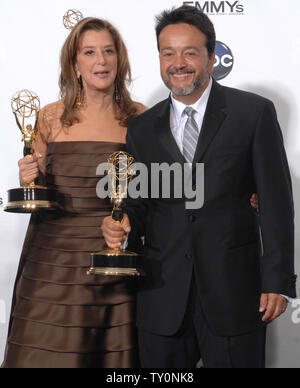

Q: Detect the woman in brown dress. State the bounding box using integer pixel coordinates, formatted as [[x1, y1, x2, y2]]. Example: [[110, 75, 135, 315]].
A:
[[2, 17, 146, 368]]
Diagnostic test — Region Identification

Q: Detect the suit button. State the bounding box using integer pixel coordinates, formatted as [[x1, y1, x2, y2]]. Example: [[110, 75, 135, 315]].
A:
[[189, 215, 196, 223], [185, 254, 193, 261]]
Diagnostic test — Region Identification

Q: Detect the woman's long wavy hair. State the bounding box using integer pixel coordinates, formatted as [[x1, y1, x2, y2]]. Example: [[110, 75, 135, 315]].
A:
[[59, 17, 138, 128]]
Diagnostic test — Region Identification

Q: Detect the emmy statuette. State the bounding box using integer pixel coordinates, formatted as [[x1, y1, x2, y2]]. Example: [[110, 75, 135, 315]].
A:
[[88, 152, 142, 277], [5, 90, 59, 213]]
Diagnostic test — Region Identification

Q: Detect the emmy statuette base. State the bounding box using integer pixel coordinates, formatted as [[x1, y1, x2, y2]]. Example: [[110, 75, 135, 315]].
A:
[[88, 249, 142, 277], [4, 186, 60, 213], [87, 267, 141, 276]]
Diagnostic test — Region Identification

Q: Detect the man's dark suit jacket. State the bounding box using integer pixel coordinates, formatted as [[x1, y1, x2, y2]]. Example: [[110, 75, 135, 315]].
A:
[[126, 80, 297, 337]]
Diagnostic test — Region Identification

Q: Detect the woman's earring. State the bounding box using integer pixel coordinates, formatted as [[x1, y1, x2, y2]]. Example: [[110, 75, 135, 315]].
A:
[[115, 79, 121, 105], [76, 76, 83, 108]]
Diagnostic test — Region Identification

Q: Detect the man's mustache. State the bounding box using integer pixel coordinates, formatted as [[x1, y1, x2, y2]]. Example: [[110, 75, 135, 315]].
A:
[[168, 68, 195, 75]]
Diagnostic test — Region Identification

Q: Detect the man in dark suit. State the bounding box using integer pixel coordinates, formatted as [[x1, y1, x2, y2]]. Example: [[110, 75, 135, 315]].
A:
[[101, 6, 297, 368]]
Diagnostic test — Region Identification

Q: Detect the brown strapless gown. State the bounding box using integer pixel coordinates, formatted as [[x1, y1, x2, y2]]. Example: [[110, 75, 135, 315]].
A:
[[2, 142, 138, 368]]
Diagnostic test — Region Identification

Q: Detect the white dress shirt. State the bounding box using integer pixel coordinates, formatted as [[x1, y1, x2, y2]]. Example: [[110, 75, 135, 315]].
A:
[[170, 77, 213, 153]]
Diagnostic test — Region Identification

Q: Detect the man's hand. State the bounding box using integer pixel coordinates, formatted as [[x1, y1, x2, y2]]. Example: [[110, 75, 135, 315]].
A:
[[101, 214, 131, 249], [250, 194, 259, 211], [260, 293, 288, 322]]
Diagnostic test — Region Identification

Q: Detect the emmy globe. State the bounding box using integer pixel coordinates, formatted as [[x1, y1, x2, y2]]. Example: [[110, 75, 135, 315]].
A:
[[63, 9, 84, 30]]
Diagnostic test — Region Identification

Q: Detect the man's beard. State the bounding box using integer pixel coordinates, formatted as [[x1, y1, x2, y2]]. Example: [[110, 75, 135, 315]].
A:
[[162, 68, 209, 96]]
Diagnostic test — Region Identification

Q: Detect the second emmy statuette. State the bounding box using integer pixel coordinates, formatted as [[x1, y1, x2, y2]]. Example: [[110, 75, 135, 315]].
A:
[[5, 90, 59, 213], [88, 151, 142, 277]]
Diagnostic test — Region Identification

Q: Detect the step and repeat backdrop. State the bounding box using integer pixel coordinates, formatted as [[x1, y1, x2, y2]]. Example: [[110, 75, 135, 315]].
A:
[[1, 0, 300, 367]]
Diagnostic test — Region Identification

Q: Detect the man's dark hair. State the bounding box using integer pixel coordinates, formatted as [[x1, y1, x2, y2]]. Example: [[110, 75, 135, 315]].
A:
[[155, 5, 216, 58]]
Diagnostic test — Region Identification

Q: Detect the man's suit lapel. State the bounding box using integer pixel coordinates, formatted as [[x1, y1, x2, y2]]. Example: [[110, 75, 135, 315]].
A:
[[193, 80, 228, 165], [155, 97, 186, 164]]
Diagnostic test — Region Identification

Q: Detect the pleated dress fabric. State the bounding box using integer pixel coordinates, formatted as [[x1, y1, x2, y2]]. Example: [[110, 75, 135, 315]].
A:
[[2, 142, 138, 368]]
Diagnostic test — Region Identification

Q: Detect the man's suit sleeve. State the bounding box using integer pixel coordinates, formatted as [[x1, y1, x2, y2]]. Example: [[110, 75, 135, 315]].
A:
[[252, 100, 297, 298]]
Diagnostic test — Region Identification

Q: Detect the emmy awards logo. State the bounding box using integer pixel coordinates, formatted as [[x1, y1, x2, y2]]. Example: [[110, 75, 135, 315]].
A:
[[63, 9, 84, 30], [4, 90, 59, 213], [88, 151, 142, 277]]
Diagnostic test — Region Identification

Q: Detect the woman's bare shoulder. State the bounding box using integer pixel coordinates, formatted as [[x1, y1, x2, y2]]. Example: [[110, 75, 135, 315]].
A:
[[41, 99, 64, 116], [39, 100, 64, 128]]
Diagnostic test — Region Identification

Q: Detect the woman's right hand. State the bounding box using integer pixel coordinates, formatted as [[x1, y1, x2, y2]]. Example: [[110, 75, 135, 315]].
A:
[[18, 153, 42, 186]]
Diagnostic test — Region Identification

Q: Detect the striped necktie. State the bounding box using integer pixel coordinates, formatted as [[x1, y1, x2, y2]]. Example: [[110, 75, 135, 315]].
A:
[[183, 107, 199, 163]]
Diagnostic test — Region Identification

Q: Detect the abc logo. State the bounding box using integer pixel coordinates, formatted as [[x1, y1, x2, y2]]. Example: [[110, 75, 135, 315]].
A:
[[213, 41, 234, 81]]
